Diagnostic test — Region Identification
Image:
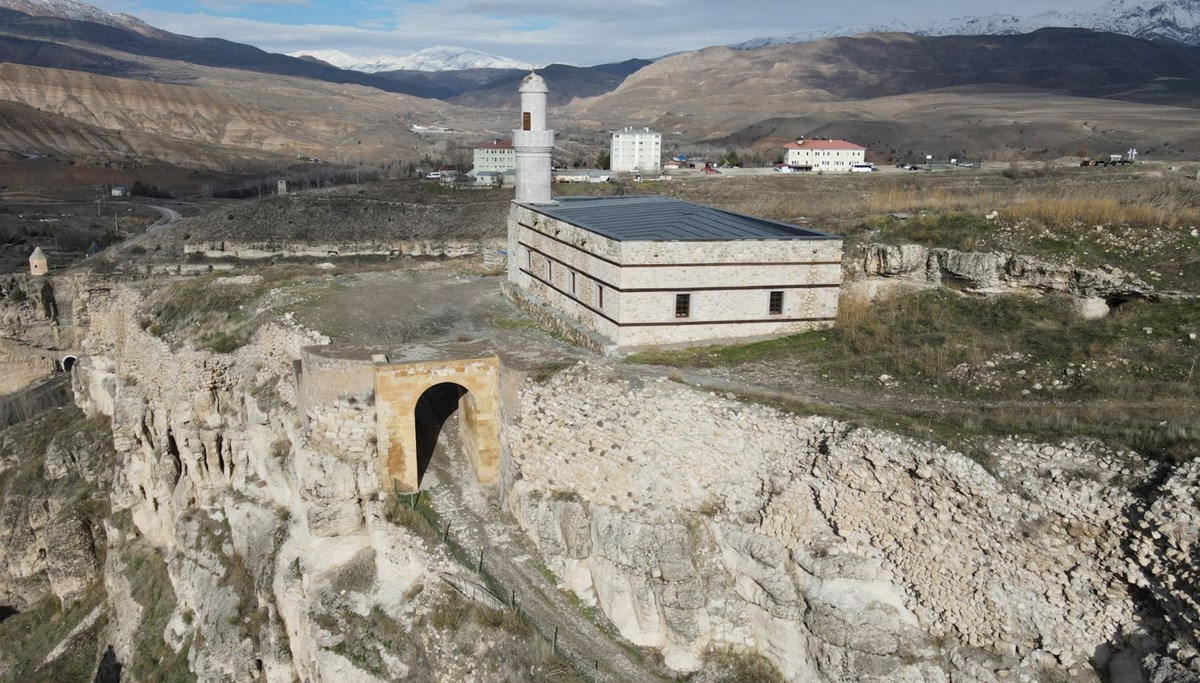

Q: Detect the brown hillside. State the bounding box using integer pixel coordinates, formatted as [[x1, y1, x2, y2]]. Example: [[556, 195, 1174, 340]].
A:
[[565, 30, 1200, 158]]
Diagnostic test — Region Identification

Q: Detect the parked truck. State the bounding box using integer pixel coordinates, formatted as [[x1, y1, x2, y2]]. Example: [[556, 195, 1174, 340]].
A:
[[1080, 149, 1138, 167]]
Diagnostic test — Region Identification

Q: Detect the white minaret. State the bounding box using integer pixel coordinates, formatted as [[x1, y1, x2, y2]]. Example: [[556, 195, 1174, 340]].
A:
[[513, 72, 554, 204]]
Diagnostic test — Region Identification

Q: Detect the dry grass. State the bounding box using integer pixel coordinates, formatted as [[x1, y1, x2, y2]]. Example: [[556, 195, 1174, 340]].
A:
[[698, 172, 1200, 233], [630, 290, 1200, 463], [628, 168, 1200, 291]]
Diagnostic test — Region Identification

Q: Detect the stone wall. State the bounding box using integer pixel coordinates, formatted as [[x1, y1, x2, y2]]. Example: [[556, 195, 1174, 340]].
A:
[[184, 237, 506, 263], [508, 204, 843, 347], [374, 357, 500, 492], [505, 364, 1193, 682]]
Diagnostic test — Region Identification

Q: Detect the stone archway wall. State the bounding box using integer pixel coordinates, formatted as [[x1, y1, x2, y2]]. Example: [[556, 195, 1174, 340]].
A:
[[375, 357, 500, 492]]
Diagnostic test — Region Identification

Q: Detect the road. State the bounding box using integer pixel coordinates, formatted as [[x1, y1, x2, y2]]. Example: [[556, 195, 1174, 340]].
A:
[[145, 204, 181, 232]]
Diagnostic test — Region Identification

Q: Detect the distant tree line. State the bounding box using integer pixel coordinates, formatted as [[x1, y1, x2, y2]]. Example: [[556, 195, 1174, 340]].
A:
[[131, 181, 174, 199], [204, 165, 385, 199]]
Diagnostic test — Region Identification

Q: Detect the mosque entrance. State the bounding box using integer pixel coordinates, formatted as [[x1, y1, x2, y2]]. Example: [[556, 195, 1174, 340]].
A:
[[374, 356, 500, 493]]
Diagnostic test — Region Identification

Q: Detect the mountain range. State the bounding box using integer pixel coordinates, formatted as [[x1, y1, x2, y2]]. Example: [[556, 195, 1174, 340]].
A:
[[290, 47, 536, 74], [737, 0, 1200, 49], [0, 0, 1199, 187]]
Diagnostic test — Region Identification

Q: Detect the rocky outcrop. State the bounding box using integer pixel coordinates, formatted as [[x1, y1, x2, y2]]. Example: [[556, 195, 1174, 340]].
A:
[[855, 242, 1157, 302], [0, 409, 114, 612], [1129, 460, 1200, 672], [0, 272, 93, 393], [507, 364, 1195, 682]]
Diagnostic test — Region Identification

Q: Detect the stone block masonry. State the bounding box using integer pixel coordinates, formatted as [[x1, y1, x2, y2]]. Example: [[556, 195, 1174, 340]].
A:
[[296, 346, 501, 494], [508, 204, 843, 348]]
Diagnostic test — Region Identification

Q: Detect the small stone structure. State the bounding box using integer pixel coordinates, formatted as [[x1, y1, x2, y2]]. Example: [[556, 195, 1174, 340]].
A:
[[296, 343, 501, 493], [29, 247, 48, 276]]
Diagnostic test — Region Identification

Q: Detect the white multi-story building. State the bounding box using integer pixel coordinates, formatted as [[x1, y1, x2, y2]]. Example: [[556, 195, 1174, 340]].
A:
[[784, 138, 866, 172], [472, 139, 516, 174], [609, 127, 662, 172], [507, 74, 843, 349]]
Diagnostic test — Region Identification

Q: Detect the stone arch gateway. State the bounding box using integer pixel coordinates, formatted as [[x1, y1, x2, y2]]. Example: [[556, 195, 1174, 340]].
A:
[[374, 357, 500, 492]]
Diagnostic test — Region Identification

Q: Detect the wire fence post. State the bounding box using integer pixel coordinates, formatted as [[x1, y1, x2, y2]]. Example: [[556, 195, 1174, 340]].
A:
[[477, 550, 484, 573], [552, 626, 558, 655]]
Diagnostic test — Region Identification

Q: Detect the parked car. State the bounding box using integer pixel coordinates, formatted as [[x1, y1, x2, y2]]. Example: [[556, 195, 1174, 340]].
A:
[[425, 172, 442, 180]]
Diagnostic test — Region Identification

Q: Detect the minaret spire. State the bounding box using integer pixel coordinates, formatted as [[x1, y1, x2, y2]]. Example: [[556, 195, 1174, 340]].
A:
[[513, 71, 554, 204]]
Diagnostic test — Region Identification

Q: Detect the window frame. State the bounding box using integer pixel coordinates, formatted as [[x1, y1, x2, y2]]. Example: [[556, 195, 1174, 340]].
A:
[[768, 290, 784, 316], [675, 293, 691, 319]]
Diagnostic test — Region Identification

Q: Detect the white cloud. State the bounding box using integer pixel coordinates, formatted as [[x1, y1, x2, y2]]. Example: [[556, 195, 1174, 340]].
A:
[[85, 0, 1112, 64]]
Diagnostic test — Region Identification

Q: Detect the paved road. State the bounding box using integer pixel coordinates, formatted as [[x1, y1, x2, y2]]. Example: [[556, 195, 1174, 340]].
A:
[[145, 204, 181, 232]]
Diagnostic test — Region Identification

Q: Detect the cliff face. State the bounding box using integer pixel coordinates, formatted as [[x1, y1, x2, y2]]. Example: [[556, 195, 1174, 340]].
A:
[[506, 365, 1200, 682], [0, 272, 92, 394], [2, 275, 1197, 681]]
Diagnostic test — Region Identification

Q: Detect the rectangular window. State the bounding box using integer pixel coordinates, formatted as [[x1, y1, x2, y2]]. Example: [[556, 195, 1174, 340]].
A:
[[570, 271, 576, 295], [522, 112, 531, 131], [597, 284, 604, 308], [769, 290, 784, 315], [675, 293, 690, 318], [546, 260, 552, 280], [526, 248, 532, 270]]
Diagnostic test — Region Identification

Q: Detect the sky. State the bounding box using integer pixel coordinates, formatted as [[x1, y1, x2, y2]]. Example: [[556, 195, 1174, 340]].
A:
[[87, 0, 1110, 64]]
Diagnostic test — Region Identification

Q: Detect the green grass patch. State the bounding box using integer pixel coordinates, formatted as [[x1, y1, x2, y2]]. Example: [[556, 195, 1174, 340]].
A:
[[140, 265, 335, 353], [331, 606, 413, 679], [125, 545, 194, 683], [630, 292, 1200, 462], [692, 646, 786, 683], [0, 585, 107, 682]]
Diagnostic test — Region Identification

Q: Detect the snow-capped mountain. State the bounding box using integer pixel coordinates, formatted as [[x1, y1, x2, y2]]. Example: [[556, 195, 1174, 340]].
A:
[[0, 0, 168, 38], [289, 46, 536, 73], [736, 0, 1200, 49]]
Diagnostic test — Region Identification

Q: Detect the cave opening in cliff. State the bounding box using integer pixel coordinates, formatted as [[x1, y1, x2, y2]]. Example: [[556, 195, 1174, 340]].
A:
[[0, 605, 17, 623], [413, 382, 469, 485]]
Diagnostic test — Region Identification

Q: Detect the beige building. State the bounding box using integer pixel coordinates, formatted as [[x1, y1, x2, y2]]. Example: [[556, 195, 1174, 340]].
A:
[[784, 138, 866, 172], [610, 127, 661, 172], [506, 74, 843, 349], [472, 139, 516, 174]]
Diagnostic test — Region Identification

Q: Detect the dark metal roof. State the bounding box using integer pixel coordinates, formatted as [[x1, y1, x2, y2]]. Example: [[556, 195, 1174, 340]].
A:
[[518, 195, 839, 242]]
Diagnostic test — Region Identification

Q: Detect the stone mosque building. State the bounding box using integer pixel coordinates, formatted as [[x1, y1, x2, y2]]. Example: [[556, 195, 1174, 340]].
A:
[[506, 73, 844, 348]]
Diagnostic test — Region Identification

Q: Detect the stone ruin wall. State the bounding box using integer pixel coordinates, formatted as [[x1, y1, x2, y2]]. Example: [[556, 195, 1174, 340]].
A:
[[184, 237, 507, 269], [295, 348, 377, 462]]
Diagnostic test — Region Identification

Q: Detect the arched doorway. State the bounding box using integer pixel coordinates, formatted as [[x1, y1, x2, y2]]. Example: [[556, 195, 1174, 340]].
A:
[[413, 382, 468, 485], [374, 356, 500, 493]]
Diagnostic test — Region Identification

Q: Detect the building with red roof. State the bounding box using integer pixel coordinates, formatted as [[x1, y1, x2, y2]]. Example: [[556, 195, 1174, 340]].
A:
[[783, 138, 866, 172]]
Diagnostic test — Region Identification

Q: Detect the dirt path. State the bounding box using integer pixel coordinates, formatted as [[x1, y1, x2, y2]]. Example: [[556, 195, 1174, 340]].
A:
[[423, 428, 669, 683]]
